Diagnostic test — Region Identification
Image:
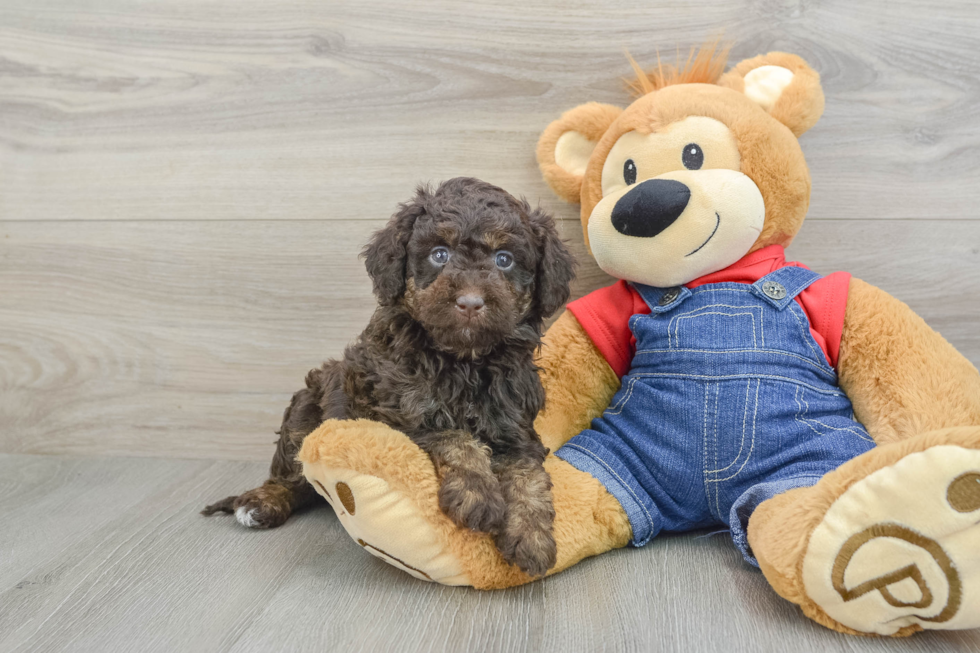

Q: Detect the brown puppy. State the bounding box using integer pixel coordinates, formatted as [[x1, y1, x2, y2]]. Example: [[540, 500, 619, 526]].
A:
[[203, 177, 575, 576]]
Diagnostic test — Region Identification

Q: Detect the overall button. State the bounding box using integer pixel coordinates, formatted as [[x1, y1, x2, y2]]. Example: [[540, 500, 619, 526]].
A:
[[659, 287, 681, 306], [762, 281, 786, 300]]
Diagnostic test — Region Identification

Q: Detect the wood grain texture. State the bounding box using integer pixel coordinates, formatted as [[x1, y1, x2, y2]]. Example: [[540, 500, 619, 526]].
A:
[[1, 219, 977, 460], [1, 0, 980, 223], [2, 454, 978, 653], [1, 2, 980, 647]]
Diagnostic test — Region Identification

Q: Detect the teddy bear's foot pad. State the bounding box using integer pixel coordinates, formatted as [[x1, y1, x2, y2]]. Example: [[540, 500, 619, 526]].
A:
[[305, 465, 472, 586], [803, 445, 980, 635]]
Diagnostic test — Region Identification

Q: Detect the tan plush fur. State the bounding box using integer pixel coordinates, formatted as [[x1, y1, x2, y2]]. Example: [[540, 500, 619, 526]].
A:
[[718, 52, 825, 137], [536, 103, 623, 204], [543, 455, 632, 579], [625, 40, 731, 96], [534, 310, 621, 452], [838, 278, 980, 445]]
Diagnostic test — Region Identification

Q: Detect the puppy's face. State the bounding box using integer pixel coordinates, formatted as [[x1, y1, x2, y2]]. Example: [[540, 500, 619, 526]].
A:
[[404, 207, 534, 354], [364, 178, 575, 356]]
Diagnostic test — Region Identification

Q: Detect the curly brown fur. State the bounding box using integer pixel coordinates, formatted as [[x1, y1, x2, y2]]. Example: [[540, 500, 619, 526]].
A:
[[427, 430, 507, 534], [204, 177, 574, 575], [493, 455, 557, 577]]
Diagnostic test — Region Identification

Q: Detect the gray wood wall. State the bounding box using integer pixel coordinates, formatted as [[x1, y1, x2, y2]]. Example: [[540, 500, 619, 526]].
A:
[[2, 0, 978, 461]]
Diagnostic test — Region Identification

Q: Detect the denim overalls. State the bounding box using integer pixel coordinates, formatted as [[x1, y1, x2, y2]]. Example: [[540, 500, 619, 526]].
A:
[[555, 266, 875, 564]]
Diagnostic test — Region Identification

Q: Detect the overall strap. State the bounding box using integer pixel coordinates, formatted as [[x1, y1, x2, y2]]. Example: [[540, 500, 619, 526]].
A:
[[750, 266, 822, 310], [632, 283, 694, 314]]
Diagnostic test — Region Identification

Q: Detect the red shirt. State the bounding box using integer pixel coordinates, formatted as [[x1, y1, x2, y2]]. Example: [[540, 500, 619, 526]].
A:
[[567, 245, 851, 378]]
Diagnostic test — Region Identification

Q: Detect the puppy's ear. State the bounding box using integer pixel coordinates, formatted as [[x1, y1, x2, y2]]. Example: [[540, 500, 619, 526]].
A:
[[363, 186, 428, 305], [527, 206, 576, 318]]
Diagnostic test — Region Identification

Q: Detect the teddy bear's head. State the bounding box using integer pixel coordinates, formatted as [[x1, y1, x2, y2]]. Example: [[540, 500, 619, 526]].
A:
[[537, 46, 825, 287]]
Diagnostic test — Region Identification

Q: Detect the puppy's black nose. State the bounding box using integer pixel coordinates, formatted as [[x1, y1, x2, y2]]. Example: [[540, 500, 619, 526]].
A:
[[611, 179, 691, 238], [455, 294, 485, 317]]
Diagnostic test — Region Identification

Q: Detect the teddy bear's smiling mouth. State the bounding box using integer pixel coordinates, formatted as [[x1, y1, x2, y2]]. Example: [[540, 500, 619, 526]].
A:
[[685, 212, 721, 257]]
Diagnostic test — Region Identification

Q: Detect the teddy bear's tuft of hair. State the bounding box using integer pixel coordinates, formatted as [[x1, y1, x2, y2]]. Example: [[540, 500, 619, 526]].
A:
[[625, 39, 732, 97]]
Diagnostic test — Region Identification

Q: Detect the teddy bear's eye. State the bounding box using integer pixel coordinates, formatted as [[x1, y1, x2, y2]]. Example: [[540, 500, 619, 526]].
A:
[[623, 159, 637, 185], [683, 143, 704, 170]]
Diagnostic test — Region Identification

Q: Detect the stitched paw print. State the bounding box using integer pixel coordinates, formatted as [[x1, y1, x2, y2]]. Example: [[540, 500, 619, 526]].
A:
[[804, 445, 980, 635]]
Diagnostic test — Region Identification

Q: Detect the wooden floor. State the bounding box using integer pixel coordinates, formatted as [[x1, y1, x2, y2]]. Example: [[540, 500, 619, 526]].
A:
[[2, 0, 980, 650], [2, 453, 979, 653]]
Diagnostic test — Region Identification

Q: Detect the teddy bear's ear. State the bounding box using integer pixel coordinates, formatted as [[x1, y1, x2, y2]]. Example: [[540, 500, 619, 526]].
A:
[[536, 102, 622, 203], [719, 52, 825, 137]]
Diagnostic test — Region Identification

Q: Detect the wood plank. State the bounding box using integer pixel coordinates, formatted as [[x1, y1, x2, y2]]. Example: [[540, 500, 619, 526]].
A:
[[0, 454, 203, 590], [0, 455, 341, 652], [1, 218, 977, 461], [1, 1, 979, 223], [2, 454, 978, 652], [2, 0, 979, 649]]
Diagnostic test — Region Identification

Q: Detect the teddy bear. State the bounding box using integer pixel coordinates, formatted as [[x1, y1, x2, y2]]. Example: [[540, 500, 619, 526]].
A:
[[297, 46, 980, 637]]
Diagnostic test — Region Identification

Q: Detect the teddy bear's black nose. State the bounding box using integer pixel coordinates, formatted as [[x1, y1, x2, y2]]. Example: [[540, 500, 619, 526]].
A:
[[611, 179, 691, 238]]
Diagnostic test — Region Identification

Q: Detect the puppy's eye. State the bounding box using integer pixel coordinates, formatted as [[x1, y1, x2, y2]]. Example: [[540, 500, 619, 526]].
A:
[[682, 143, 703, 170], [494, 251, 514, 270], [623, 159, 637, 185], [429, 246, 451, 266]]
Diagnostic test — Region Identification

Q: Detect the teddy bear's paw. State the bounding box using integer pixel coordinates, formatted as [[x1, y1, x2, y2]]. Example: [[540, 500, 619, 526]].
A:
[[802, 444, 980, 635], [437, 467, 507, 534], [304, 465, 472, 586]]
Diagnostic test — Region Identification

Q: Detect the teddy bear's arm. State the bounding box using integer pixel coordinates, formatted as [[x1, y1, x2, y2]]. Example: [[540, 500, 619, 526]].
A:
[[837, 277, 980, 445], [533, 310, 621, 453]]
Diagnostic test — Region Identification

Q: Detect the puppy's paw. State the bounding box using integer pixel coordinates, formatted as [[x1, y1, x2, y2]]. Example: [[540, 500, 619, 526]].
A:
[[438, 469, 506, 534], [218, 487, 292, 530], [496, 522, 557, 578]]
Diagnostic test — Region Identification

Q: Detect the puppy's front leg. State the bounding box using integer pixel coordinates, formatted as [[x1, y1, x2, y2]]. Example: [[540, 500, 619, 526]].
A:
[[493, 444, 557, 578], [419, 430, 507, 534]]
